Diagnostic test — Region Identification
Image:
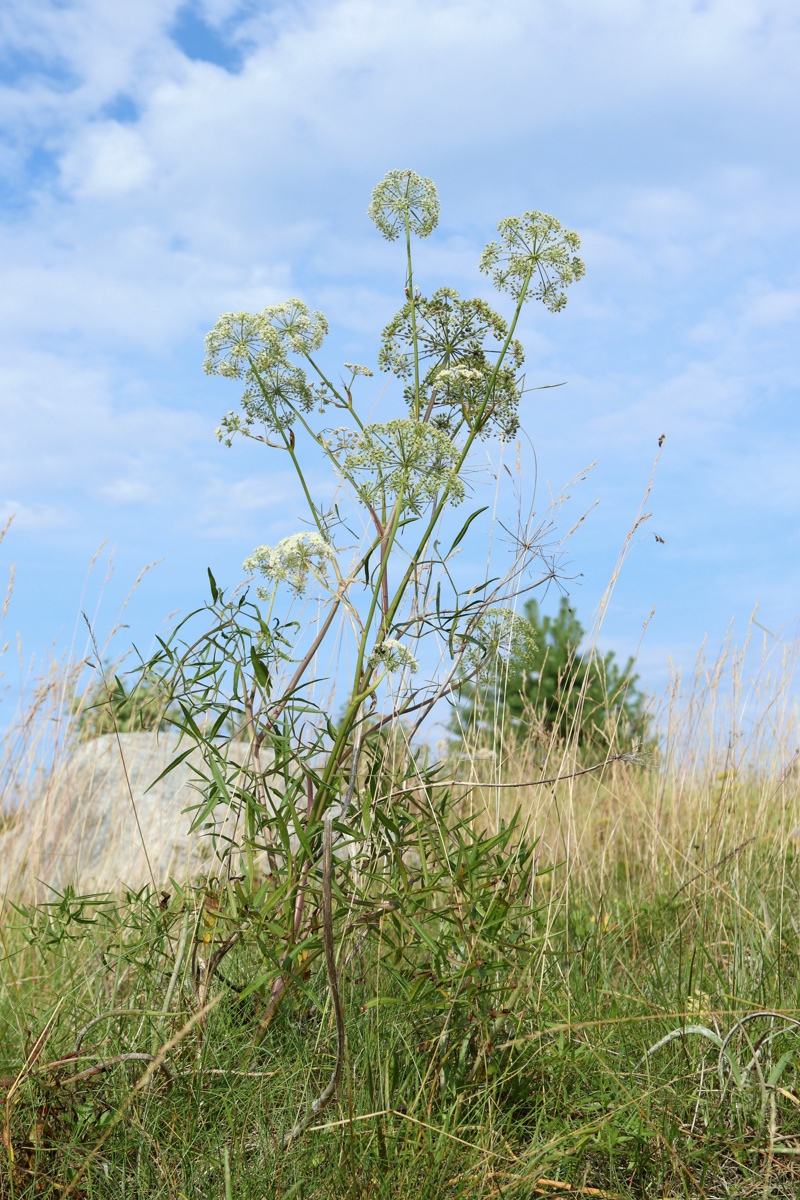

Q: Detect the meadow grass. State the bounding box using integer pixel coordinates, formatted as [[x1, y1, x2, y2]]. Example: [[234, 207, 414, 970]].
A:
[[2, 173, 799, 1197], [2, 621, 799, 1199]]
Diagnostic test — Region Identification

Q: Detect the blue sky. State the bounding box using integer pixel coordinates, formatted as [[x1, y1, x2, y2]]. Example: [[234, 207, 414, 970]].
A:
[[1, 0, 798, 716]]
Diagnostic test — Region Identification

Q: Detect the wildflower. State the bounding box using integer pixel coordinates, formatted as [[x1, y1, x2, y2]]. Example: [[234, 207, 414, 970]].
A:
[[461, 608, 537, 676], [479, 212, 585, 311], [204, 311, 282, 379], [378, 288, 525, 439], [263, 299, 328, 355], [368, 169, 440, 241], [243, 532, 336, 597], [206, 301, 329, 440], [342, 419, 465, 513], [433, 365, 486, 388], [368, 638, 419, 674], [379, 289, 521, 380], [212, 355, 315, 441], [343, 363, 374, 377], [427, 361, 522, 441], [319, 426, 359, 456]]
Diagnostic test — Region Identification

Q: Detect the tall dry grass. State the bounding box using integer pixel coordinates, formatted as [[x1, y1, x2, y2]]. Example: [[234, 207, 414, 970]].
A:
[[2, 594, 797, 907], [451, 609, 800, 899]]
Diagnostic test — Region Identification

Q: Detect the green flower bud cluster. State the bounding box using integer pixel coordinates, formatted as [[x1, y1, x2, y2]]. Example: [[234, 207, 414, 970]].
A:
[[342, 419, 465, 514], [206, 301, 328, 440], [479, 212, 585, 312], [368, 169, 440, 242], [379, 288, 525, 440], [461, 607, 538, 676]]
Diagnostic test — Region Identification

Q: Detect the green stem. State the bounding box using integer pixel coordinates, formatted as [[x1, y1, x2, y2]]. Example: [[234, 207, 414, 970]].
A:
[[311, 487, 406, 822], [304, 353, 348, 408], [312, 272, 535, 820], [405, 216, 421, 420], [246, 356, 328, 545], [380, 267, 534, 637]]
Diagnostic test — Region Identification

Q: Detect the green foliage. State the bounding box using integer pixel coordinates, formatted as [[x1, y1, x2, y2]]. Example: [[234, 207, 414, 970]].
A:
[[4, 841, 800, 1197], [454, 596, 651, 751], [74, 669, 178, 741], [3, 171, 662, 1192]]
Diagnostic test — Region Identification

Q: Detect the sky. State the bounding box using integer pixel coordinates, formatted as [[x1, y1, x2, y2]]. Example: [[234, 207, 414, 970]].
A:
[[1, 0, 799, 722]]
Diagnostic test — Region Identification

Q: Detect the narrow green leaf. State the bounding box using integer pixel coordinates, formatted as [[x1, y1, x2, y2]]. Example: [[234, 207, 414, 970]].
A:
[[446, 506, 488, 558]]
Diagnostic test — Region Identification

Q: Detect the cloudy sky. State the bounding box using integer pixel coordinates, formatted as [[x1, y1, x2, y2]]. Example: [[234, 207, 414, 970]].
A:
[[1, 0, 798, 708]]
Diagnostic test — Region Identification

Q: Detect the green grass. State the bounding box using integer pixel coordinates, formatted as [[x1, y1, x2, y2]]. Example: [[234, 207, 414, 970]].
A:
[[3, 612, 799, 1197], [3, 834, 800, 1199]]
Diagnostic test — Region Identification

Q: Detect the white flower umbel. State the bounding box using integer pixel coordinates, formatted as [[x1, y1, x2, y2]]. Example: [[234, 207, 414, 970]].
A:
[[368, 638, 419, 675], [264, 299, 328, 355], [243, 532, 336, 598], [342, 419, 465, 514], [368, 169, 439, 241], [462, 607, 537, 676], [479, 212, 585, 312], [206, 301, 330, 441], [204, 311, 283, 380], [433, 365, 486, 388], [343, 363, 374, 377]]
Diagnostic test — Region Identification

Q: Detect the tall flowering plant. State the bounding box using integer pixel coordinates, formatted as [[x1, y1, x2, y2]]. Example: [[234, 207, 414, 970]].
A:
[[147, 170, 584, 1062]]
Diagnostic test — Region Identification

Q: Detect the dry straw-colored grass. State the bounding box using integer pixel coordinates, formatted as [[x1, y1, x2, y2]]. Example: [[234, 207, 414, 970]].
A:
[[451, 610, 800, 899], [2, 605, 797, 909], [2, 498, 798, 909]]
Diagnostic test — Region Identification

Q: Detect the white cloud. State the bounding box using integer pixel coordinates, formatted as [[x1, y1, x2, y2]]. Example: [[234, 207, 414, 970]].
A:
[[743, 287, 800, 327], [0, 500, 76, 531], [61, 123, 154, 196], [0, 0, 798, 682]]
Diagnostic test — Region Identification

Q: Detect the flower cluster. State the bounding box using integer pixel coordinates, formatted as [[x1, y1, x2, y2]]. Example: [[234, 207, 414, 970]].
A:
[[427, 361, 522, 441], [380, 289, 519, 378], [243, 532, 336, 598], [479, 212, 585, 311], [342, 419, 465, 513], [206, 301, 328, 439], [461, 607, 538, 676], [343, 363, 374, 378], [368, 638, 419, 675], [204, 311, 281, 380], [368, 169, 440, 242], [379, 289, 525, 439], [266, 299, 328, 355]]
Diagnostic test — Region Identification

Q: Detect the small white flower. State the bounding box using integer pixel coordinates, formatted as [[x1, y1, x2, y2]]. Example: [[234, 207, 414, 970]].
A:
[[244, 532, 336, 597], [433, 365, 487, 387], [368, 638, 419, 674], [343, 363, 374, 377]]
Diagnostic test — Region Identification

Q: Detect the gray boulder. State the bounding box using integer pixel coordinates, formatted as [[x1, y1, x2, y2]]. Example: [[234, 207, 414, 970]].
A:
[[0, 732, 259, 900]]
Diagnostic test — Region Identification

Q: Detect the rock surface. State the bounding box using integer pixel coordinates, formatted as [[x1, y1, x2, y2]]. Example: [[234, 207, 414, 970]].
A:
[[0, 733, 256, 900]]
